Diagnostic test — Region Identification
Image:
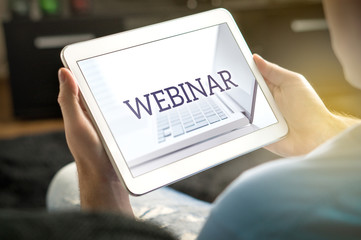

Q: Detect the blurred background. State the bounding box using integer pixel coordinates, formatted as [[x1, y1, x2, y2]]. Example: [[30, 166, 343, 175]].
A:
[[0, 0, 361, 206], [0, 0, 360, 138]]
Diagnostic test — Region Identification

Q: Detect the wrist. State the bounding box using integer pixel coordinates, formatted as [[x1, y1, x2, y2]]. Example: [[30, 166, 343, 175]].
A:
[[75, 159, 134, 216], [326, 112, 360, 140], [332, 112, 361, 129], [298, 111, 359, 156]]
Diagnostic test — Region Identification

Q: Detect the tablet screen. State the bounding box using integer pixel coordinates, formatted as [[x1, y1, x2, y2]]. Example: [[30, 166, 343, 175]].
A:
[[77, 23, 277, 177]]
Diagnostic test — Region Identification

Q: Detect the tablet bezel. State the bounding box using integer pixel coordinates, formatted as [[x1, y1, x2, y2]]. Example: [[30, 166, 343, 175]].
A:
[[61, 8, 288, 195]]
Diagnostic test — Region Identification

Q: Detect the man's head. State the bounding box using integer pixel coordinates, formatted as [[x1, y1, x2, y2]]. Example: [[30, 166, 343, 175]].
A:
[[324, 0, 361, 89]]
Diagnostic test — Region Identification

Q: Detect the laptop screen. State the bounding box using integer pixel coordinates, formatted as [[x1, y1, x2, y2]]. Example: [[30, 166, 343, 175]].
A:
[[77, 23, 277, 177]]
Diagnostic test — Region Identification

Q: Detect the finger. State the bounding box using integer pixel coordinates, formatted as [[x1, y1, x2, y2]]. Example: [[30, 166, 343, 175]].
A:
[[58, 68, 99, 156], [58, 68, 84, 125], [253, 54, 299, 87]]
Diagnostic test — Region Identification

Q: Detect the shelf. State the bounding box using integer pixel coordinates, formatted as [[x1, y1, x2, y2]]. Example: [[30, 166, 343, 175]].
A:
[[0, 119, 64, 139]]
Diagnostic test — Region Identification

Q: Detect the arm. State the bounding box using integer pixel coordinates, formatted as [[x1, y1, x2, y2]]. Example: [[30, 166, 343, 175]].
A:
[[57, 68, 134, 216], [253, 54, 360, 157]]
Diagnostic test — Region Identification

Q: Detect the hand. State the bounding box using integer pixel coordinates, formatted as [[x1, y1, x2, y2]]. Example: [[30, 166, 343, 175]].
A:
[[58, 68, 133, 216], [253, 54, 360, 157]]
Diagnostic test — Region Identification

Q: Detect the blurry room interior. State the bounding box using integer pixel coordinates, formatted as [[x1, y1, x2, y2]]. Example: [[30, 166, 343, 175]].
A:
[[1, 0, 361, 206], [0, 0, 361, 139]]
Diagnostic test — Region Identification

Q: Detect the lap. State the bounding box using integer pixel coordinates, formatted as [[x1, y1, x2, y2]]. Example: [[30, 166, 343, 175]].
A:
[[48, 125, 361, 239], [46, 162, 211, 240]]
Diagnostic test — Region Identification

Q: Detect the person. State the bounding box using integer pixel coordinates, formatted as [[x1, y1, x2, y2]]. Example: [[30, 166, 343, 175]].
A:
[[50, 0, 361, 239]]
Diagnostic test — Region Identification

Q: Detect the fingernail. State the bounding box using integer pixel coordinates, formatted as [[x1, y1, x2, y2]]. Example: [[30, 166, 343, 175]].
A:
[[58, 69, 65, 84], [254, 53, 263, 60]]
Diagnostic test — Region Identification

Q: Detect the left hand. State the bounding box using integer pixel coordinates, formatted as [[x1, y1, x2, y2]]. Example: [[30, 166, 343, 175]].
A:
[[58, 67, 133, 215]]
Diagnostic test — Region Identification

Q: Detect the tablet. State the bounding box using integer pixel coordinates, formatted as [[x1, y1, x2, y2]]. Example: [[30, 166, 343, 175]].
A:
[[61, 8, 288, 195]]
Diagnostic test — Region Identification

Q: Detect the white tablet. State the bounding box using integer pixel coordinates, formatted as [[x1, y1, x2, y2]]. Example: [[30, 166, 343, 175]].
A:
[[61, 8, 288, 195]]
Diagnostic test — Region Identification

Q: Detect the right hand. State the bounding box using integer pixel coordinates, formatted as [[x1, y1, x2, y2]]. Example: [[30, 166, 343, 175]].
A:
[[253, 54, 359, 157]]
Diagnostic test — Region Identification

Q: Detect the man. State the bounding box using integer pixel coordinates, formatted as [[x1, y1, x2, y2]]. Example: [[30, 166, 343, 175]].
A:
[[54, 0, 361, 238]]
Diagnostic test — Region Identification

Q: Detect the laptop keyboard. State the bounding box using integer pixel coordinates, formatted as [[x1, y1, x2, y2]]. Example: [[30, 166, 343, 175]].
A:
[[157, 98, 228, 143]]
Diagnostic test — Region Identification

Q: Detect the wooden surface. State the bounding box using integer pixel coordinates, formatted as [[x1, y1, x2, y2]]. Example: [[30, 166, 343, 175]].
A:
[[0, 119, 64, 139]]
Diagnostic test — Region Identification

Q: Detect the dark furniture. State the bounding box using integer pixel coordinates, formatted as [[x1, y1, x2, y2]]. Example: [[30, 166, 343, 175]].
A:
[[3, 17, 124, 119]]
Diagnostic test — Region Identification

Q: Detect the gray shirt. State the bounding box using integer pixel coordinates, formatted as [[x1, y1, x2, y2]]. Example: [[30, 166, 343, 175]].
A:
[[198, 124, 361, 239]]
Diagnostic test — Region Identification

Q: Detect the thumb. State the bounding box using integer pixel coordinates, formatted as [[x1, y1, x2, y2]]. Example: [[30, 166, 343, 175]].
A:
[[253, 54, 299, 87], [57, 68, 83, 121]]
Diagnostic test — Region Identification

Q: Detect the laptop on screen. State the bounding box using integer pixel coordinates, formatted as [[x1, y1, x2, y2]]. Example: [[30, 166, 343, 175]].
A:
[[78, 23, 258, 176]]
